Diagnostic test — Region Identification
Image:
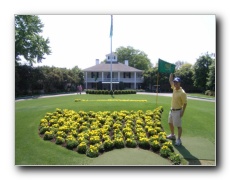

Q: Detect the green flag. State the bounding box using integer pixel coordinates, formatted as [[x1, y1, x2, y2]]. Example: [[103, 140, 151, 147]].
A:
[[158, 58, 175, 73]]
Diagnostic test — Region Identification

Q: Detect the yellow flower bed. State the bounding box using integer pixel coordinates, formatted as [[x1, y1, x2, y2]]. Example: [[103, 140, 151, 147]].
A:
[[38, 106, 182, 164], [75, 99, 147, 102]]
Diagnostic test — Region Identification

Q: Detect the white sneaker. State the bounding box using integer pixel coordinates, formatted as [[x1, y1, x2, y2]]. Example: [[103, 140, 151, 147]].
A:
[[175, 139, 182, 146], [166, 134, 176, 140]]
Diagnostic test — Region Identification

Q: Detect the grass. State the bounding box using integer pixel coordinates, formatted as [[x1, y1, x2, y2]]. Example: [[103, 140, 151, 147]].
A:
[[187, 93, 215, 99], [15, 94, 215, 165]]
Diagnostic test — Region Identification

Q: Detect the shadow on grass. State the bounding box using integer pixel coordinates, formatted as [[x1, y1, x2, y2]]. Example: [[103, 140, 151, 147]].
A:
[[172, 140, 201, 165]]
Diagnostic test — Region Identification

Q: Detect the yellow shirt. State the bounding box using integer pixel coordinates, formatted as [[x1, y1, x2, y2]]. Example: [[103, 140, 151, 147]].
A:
[[171, 85, 187, 109]]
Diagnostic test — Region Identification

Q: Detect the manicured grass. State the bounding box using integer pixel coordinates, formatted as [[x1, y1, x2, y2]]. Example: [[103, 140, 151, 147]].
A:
[[15, 94, 215, 165], [187, 93, 215, 99]]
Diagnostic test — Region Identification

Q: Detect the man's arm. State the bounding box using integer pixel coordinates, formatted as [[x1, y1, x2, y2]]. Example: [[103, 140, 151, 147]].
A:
[[181, 103, 187, 117], [181, 93, 187, 117], [169, 73, 174, 87]]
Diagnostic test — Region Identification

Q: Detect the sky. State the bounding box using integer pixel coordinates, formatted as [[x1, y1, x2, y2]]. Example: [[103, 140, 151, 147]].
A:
[[30, 14, 216, 70]]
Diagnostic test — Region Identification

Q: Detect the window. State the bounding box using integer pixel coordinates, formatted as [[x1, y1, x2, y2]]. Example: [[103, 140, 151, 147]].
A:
[[91, 72, 94, 78]]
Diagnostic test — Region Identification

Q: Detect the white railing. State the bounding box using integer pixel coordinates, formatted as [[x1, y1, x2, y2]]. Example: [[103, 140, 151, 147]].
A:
[[85, 78, 143, 83]]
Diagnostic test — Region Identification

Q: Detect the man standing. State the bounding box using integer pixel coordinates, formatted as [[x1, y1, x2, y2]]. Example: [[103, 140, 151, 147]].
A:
[[167, 73, 187, 146]]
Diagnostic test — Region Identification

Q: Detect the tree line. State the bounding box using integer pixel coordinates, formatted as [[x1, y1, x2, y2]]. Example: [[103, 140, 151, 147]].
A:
[[15, 65, 84, 97], [15, 52, 215, 97], [143, 52, 215, 94]]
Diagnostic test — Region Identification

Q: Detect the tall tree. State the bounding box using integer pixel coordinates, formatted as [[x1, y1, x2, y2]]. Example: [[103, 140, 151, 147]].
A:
[[175, 60, 185, 70], [193, 52, 213, 92], [206, 59, 215, 91], [143, 67, 158, 91], [175, 63, 195, 92], [15, 15, 51, 66], [116, 46, 152, 70], [71, 66, 84, 85]]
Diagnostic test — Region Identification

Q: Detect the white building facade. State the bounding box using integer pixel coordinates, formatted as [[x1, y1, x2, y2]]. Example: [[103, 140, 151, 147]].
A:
[[82, 53, 144, 90]]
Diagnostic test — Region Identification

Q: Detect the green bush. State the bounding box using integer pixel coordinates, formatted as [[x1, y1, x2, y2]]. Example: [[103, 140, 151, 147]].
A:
[[160, 145, 171, 158], [43, 131, 54, 140], [103, 139, 114, 151], [138, 138, 150, 150], [149, 140, 160, 152], [86, 145, 99, 158], [114, 138, 125, 149], [205, 90, 215, 96], [39, 126, 49, 134], [125, 139, 137, 148], [55, 136, 65, 145], [169, 153, 182, 165], [77, 142, 87, 154], [66, 139, 78, 150]]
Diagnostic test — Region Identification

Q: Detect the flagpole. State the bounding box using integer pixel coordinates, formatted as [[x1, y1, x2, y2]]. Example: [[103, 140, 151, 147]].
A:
[[110, 15, 113, 91], [156, 72, 159, 107]]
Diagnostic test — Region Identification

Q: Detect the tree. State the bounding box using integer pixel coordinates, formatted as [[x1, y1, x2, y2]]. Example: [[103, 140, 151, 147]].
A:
[[71, 66, 84, 85], [116, 46, 152, 70], [15, 15, 51, 66], [193, 53, 214, 92], [206, 59, 215, 91], [175, 61, 185, 70], [143, 67, 158, 91], [175, 63, 195, 92], [15, 65, 33, 95]]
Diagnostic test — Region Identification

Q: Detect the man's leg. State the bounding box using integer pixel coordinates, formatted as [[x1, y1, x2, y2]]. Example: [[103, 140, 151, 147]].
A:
[[177, 127, 182, 139], [169, 123, 174, 135]]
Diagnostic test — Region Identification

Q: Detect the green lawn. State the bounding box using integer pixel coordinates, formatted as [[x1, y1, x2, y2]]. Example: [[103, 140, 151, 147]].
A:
[[15, 94, 215, 165], [187, 93, 215, 100]]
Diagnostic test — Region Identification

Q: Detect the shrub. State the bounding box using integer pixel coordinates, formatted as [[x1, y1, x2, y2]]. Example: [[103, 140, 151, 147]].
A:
[[138, 137, 150, 150], [160, 145, 171, 158], [205, 90, 215, 96], [110, 90, 114, 95], [150, 140, 160, 152], [103, 139, 114, 151], [169, 153, 181, 165], [77, 142, 87, 154], [125, 138, 137, 148], [114, 137, 125, 149], [86, 145, 99, 158], [66, 139, 78, 150], [43, 131, 54, 140], [39, 126, 49, 134], [89, 135, 101, 144], [55, 136, 65, 145], [98, 143, 105, 153], [163, 141, 174, 152]]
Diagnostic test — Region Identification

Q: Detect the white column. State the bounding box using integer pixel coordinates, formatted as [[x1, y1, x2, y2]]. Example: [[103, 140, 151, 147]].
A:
[[85, 72, 88, 89], [134, 72, 136, 89]]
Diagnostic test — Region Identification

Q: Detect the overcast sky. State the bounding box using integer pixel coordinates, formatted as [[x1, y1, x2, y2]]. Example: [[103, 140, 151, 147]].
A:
[[30, 14, 216, 69]]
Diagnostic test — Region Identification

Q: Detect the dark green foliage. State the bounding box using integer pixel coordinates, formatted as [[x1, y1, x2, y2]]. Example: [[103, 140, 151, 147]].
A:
[[15, 15, 51, 65]]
